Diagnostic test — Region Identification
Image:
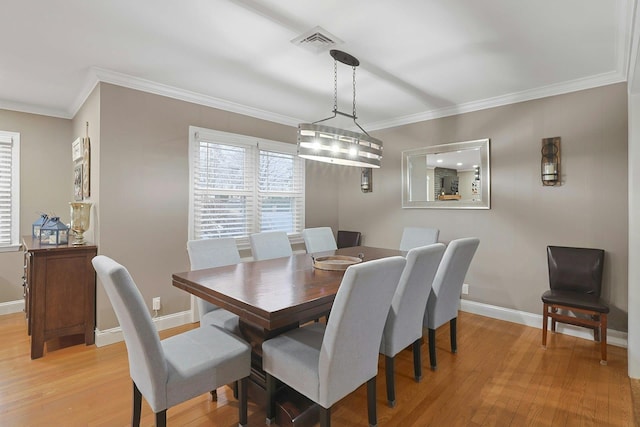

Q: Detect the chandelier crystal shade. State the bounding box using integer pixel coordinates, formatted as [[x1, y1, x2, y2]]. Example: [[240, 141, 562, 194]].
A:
[[297, 50, 383, 168]]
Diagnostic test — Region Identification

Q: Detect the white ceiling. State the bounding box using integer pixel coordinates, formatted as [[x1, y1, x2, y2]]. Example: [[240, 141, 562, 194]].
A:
[[0, 0, 635, 131]]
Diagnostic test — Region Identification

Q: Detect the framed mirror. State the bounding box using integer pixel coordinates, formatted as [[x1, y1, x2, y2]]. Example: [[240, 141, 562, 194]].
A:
[[402, 138, 490, 209]]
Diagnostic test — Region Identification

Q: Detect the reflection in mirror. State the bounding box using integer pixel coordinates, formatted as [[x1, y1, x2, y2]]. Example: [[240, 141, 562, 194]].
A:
[[402, 138, 490, 209]]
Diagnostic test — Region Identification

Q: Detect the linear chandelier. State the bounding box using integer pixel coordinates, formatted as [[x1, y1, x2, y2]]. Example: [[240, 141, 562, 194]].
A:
[[297, 50, 383, 168]]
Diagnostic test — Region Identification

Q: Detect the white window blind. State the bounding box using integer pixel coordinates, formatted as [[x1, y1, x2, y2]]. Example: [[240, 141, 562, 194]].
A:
[[0, 131, 20, 251], [189, 127, 304, 249]]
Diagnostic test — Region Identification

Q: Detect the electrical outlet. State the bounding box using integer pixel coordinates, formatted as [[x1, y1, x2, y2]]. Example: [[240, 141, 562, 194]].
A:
[[152, 297, 161, 311], [462, 283, 469, 295]]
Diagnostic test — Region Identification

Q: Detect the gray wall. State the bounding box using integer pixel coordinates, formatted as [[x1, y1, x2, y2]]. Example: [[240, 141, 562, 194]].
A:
[[0, 82, 629, 336], [0, 109, 71, 302], [337, 83, 629, 331]]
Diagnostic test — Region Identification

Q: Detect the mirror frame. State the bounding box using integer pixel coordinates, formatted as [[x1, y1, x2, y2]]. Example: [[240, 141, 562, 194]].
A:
[[402, 138, 491, 209]]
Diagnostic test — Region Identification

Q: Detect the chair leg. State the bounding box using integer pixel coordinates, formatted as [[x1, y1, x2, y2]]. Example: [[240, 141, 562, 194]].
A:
[[385, 355, 396, 408], [450, 318, 457, 353], [233, 380, 239, 399], [412, 338, 422, 382], [600, 313, 608, 365], [132, 381, 142, 427], [593, 314, 601, 342], [265, 373, 277, 424], [210, 389, 217, 401], [238, 377, 248, 426], [156, 410, 167, 427], [428, 328, 437, 370], [542, 303, 548, 348], [551, 307, 557, 332], [319, 406, 331, 427], [367, 376, 377, 427]]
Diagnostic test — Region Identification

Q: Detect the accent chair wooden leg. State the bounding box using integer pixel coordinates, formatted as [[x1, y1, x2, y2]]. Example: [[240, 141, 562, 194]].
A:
[[156, 410, 167, 427], [428, 328, 437, 370], [593, 314, 601, 342], [233, 380, 239, 399], [367, 376, 377, 427], [542, 303, 548, 348], [412, 338, 422, 382], [320, 406, 331, 427], [600, 313, 608, 365], [210, 389, 218, 401], [551, 307, 557, 332], [132, 381, 142, 427], [265, 373, 277, 424], [385, 355, 396, 408], [450, 318, 457, 353], [238, 377, 248, 426]]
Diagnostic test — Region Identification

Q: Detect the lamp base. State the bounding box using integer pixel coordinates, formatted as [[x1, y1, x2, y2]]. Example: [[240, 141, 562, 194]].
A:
[[72, 232, 87, 246]]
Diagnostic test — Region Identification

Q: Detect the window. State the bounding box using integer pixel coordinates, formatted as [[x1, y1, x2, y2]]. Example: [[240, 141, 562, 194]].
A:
[[189, 126, 305, 249], [0, 131, 20, 252]]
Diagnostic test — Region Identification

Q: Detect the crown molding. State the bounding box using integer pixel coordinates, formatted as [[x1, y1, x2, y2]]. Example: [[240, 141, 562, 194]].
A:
[[0, 100, 71, 119], [86, 67, 301, 127], [364, 70, 627, 131]]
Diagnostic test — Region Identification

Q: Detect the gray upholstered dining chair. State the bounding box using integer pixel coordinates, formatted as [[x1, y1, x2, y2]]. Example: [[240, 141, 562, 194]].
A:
[[186, 238, 241, 335], [302, 227, 337, 254], [262, 256, 407, 427], [423, 237, 480, 370], [92, 255, 251, 427], [380, 243, 446, 407], [249, 231, 293, 261], [399, 227, 440, 251]]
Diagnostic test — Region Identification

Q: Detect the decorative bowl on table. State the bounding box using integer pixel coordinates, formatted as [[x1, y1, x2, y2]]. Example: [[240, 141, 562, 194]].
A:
[[312, 255, 363, 271]]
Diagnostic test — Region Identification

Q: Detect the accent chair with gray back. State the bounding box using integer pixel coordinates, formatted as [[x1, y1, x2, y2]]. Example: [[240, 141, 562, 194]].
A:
[[92, 255, 251, 427], [380, 243, 445, 407], [262, 256, 407, 427], [423, 237, 480, 370]]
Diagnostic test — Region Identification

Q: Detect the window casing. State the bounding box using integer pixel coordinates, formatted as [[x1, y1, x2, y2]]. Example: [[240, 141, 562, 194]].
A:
[[0, 131, 20, 252], [189, 126, 305, 250]]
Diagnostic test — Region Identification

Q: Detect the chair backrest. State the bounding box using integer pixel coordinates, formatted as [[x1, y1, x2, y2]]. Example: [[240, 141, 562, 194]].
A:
[[318, 256, 406, 408], [399, 227, 440, 251], [302, 227, 337, 254], [92, 255, 168, 409], [336, 230, 362, 248], [547, 246, 604, 295], [424, 237, 480, 329], [187, 238, 241, 318], [249, 231, 293, 261], [381, 243, 446, 356]]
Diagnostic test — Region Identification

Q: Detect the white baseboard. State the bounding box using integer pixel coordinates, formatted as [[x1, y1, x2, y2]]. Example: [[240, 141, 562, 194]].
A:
[[0, 300, 24, 315], [460, 299, 628, 348], [95, 310, 194, 347]]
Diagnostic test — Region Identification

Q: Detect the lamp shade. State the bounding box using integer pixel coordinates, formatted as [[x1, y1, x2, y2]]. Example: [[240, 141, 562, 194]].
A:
[[297, 123, 382, 168]]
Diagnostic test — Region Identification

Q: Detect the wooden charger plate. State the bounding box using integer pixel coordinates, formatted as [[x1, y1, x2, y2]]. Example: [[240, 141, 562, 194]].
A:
[[312, 255, 362, 271]]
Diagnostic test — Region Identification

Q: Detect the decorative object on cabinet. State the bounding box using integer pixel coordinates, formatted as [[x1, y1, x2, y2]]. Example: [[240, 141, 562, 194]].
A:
[[31, 213, 48, 238], [23, 236, 97, 359], [541, 137, 560, 186], [361, 168, 373, 193], [38, 217, 69, 245], [297, 49, 383, 168], [70, 202, 92, 245]]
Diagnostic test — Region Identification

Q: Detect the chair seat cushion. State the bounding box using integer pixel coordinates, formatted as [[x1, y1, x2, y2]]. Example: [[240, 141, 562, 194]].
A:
[[161, 325, 250, 410], [262, 323, 326, 404], [201, 308, 241, 336], [541, 289, 609, 313]]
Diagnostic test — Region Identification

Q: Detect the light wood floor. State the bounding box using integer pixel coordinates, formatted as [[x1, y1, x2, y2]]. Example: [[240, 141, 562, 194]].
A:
[[0, 311, 636, 426]]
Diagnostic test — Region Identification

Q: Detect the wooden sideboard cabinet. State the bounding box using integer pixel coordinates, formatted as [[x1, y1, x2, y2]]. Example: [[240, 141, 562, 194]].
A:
[[22, 236, 97, 359]]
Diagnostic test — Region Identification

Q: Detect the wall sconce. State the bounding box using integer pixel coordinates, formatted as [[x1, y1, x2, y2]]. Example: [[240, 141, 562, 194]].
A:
[[361, 168, 373, 193], [541, 137, 560, 186]]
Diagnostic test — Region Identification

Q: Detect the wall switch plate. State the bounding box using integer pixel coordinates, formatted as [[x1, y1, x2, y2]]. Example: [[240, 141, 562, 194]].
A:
[[152, 297, 161, 310], [462, 283, 469, 295]]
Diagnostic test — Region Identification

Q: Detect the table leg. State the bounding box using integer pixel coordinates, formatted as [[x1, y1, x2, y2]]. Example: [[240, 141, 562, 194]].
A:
[[238, 320, 319, 427]]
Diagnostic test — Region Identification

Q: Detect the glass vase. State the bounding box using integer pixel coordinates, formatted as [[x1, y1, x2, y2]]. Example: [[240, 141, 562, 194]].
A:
[[70, 202, 92, 245]]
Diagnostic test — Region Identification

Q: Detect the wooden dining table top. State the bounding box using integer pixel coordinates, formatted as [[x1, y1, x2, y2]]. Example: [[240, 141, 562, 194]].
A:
[[172, 245, 404, 330]]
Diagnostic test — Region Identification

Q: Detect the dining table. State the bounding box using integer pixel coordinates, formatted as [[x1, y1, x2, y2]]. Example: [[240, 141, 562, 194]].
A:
[[172, 245, 404, 427]]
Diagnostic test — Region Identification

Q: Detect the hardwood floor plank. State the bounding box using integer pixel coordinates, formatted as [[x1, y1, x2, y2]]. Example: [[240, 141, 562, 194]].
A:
[[0, 311, 634, 426]]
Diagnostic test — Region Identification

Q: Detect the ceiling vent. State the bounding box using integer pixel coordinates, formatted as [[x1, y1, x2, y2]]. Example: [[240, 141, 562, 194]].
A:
[[291, 26, 343, 53]]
